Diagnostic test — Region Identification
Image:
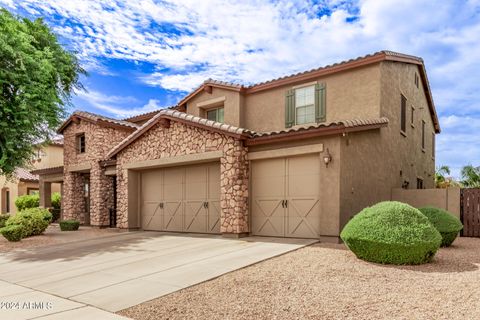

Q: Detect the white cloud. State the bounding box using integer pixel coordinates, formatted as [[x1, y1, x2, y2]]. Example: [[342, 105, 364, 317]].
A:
[[75, 89, 164, 118], [3, 0, 480, 172]]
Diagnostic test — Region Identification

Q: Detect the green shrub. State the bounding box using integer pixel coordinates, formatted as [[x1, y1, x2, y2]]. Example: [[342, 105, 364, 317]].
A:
[[59, 220, 80, 231], [0, 225, 24, 242], [418, 207, 463, 247], [6, 208, 52, 238], [15, 194, 39, 211], [51, 192, 61, 210], [340, 201, 442, 265], [0, 214, 10, 228]]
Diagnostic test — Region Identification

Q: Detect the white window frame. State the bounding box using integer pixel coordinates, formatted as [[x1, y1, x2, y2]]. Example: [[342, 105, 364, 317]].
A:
[[294, 85, 315, 125]]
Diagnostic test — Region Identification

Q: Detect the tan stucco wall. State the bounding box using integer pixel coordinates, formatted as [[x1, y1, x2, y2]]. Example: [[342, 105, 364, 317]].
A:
[[243, 64, 381, 132], [186, 87, 243, 127], [338, 61, 436, 229], [248, 135, 342, 237], [34, 144, 64, 170]]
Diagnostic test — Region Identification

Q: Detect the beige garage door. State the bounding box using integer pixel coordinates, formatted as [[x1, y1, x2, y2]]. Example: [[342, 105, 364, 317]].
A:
[[251, 154, 321, 238], [140, 162, 220, 234]]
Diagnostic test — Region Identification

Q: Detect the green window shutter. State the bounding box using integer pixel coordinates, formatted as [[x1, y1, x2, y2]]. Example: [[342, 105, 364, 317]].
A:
[[285, 89, 295, 128], [315, 83, 326, 123]]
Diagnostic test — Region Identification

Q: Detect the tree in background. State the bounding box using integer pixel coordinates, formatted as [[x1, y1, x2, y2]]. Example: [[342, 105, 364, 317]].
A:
[[0, 9, 84, 178], [435, 165, 462, 189], [461, 165, 480, 188]]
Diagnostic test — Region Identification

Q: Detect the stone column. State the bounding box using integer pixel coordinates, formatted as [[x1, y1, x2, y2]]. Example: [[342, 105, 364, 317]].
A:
[[220, 140, 249, 236], [39, 178, 52, 208], [89, 162, 114, 227], [62, 171, 85, 222]]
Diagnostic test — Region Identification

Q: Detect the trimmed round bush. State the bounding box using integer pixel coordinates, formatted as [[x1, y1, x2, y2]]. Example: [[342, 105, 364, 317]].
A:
[[341, 201, 442, 265], [0, 225, 24, 242], [418, 207, 463, 247], [15, 194, 40, 211], [0, 214, 10, 228], [59, 220, 80, 231], [6, 208, 52, 238]]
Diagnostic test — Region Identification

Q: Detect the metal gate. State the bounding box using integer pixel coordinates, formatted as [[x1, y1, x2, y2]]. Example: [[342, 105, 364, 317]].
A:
[[460, 188, 480, 237]]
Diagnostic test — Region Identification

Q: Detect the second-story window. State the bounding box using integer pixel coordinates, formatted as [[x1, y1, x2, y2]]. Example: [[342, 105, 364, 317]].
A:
[[206, 107, 224, 123], [400, 94, 407, 133], [295, 85, 315, 125], [77, 133, 86, 154]]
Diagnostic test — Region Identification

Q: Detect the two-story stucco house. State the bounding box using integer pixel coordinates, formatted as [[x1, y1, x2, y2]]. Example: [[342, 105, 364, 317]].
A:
[[0, 138, 64, 215], [54, 51, 440, 242]]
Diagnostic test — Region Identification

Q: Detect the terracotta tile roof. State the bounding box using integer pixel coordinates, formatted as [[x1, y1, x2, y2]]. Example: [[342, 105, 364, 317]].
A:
[[246, 51, 422, 89], [174, 50, 439, 133], [107, 109, 253, 159], [57, 110, 139, 133], [122, 105, 182, 123], [252, 118, 390, 137], [30, 166, 64, 176], [107, 110, 389, 158], [15, 168, 39, 182]]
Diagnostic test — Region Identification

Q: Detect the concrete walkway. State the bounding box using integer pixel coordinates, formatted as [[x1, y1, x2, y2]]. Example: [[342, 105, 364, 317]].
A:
[[0, 231, 316, 319]]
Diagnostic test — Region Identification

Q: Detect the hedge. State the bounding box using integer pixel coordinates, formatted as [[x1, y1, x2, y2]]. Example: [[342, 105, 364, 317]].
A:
[[0, 225, 24, 242], [15, 193, 61, 211], [340, 201, 442, 265], [418, 207, 463, 247], [51, 192, 61, 210], [5, 208, 52, 238], [15, 194, 39, 211], [59, 220, 80, 231], [0, 214, 10, 228]]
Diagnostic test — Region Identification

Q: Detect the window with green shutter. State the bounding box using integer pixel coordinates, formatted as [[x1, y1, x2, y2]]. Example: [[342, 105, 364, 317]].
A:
[[285, 83, 326, 128]]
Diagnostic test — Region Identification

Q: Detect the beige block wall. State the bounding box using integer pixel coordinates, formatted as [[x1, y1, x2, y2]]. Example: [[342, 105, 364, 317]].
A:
[[243, 64, 382, 132], [248, 135, 342, 237], [186, 87, 243, 127], [391, 188, 461, 218]]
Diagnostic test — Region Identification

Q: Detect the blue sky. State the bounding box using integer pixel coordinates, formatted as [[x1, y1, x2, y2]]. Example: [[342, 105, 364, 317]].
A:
[[1, 0, 480, 178]]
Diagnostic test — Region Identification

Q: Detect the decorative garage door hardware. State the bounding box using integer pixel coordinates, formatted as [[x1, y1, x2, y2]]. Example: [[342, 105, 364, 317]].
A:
[[281, 200, 288, 208]]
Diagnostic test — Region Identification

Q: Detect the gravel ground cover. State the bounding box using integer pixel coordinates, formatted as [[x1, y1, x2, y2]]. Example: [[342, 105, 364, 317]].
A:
[[0, 224, 120, 252], [119, 237, 480, 320]]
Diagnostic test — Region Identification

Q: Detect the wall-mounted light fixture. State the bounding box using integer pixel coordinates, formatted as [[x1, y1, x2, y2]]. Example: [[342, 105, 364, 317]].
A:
[[323, 148, 332, 167]]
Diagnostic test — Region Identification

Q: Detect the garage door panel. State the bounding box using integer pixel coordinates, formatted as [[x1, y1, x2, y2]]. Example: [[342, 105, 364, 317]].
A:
[[140, 162, 220, 234], [251, 154, 321, 239], [286, 198, 320, 238], [163, 201, 183, 232], [184, 201, 207, 233], [251, 198, 284, 236], [208, 200, 221, 233]]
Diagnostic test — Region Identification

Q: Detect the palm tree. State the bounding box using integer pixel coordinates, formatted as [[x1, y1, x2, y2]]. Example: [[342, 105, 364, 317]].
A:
[[461, 165, 480, 188], [435, 165, 461, 188]]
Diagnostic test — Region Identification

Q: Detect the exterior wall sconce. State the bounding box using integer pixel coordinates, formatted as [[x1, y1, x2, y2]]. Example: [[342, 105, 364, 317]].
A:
[[323, 148, 332, 167]]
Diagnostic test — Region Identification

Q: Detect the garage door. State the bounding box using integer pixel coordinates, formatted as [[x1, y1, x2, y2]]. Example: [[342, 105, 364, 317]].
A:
[[140, 162, 220, 234], [251, 154, 321, 238]]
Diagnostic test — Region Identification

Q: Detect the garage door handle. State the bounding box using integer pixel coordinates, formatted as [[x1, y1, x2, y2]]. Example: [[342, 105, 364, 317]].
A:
[[285, 200, 288, 208], [159, 202, 164, 209], [281, 200, 285, 208], [203, 202, 209, 209]]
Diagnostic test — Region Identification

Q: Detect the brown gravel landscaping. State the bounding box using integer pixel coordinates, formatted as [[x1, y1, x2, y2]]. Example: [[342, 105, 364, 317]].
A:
[[0, 224, 121, 253], [119, 237, 480, 320]]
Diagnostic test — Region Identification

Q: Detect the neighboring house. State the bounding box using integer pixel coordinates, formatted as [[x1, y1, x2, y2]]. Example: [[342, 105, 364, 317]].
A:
[[52, 51, 439, 242], [0, 139, 64, 215]]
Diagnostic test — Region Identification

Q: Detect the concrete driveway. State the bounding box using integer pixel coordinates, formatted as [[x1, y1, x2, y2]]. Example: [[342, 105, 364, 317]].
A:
[[0, 231, 316, 319]]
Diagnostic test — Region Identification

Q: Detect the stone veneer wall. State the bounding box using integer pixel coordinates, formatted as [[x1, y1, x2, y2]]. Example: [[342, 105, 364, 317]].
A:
[[62, 120, 131, 226], [116, 120, 249, 234]]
